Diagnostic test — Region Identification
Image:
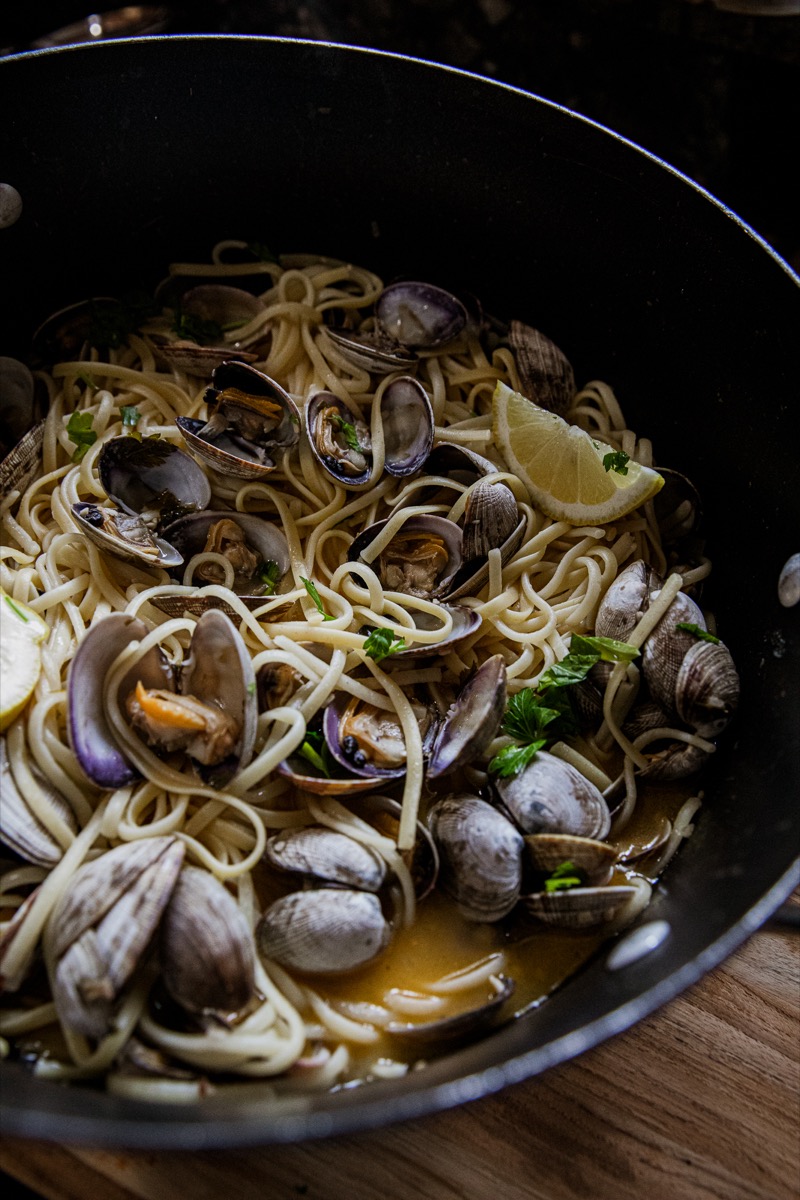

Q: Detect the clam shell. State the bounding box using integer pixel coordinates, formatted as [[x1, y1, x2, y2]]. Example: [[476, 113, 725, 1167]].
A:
[[641, 589, 707, 715], [427, 654, 507, 779], [494, 750, 611, 840], [322, 694, 408, 782], [257, 888, 391, 975], [379, 376, 434, 478], [507, 321, 575, 416], [160, 865, 256, 1015], [72, 502, 183, 570], [305, 391, 372, 487], [0, 737, 77, 867], [98, 436, 211, 522], [386, 974, 515, 1047], [376, 281, 467, 349], [392, 604, 482, 659], [180, 609, 258, 787], [348, 514, 463, 599], [525, 833, 617, 886], [428, 794, 523, 923], [67, 613, 172, 788], [51, 836, 185, 1039], [595, 559, 663, 643], [524, 885, 638, 929], [158, 510, 290, 592], [673, 639, 740, 739], [264, 826, 387, 892], [324, 327, 417, 375]]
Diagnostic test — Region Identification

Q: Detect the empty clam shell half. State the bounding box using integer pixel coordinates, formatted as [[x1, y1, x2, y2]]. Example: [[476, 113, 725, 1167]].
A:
[[376, 281, 467, 349]]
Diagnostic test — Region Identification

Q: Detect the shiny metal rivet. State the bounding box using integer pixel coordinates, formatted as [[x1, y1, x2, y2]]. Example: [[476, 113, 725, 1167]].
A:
[[605, 919, 671, 970], [778, 553, 800, 608], [0, 184, 23, 230]]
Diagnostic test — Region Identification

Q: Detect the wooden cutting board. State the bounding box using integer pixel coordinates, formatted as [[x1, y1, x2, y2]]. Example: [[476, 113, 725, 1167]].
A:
[[2, 891, 798, 1200]]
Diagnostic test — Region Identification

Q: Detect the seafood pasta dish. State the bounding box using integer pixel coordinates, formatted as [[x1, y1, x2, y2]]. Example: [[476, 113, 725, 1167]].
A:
[[0, 242, 740, 1100]]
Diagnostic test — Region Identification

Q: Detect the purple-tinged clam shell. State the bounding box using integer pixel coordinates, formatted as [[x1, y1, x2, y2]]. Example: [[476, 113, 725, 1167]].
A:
[[348, 514, 463, 599], [72, 502, 184, 570], [67, 613, 172, 788], [322, 694, 408, 782], [380, 376, 434, 478], [305, 391, 372, 487], [376, 281, 467, 349], [427, 654, 507, 779]]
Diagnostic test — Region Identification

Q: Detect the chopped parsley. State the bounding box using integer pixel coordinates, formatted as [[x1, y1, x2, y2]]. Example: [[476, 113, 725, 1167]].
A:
[[675, 622, 720, 644], [296, 730, 334, 778], [120, 405, 142, 440], [488, 633, 638, 778], [602, 450, 630, 475], [246, 241, 278, 263], [300, 577, 334, 620], [258, 560, 282, 595], [65, 411, 97, 462], [172, 307, 223, 345], [543, 861, 584, 893], [331, 414, 365, 454], [363, 627, 406, 662]]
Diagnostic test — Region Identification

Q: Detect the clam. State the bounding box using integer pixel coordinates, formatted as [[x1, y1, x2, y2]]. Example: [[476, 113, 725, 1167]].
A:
[[31, 297, 131, 365], [305, 391, 372, 487], [50, 836, 185, 1039], [159, 866, 256, 1015], [256, 889, 391, 975], [523, 884, 638, 929], [264, 826, 388, 893], [385, 974, 515, 1047], [428, 794, 524, 922], [73, 436, 212, 571], [642, 593, 739, 738], [176, 360, 300, 480], [72, 503, 184, 570], [321, 691, 436, 783], [150, 510, 291, 616], [68, 609, 257, 789], [0, 737, 77, 867], [391, 605, 482, 659], [427, 655, 507, 779], [375, 281, 468, 349], [594, 559, 664, 643], [493, 750, 611, 840], [324, 325, 418, 375], [154, 284, 266, 376], [525, 833, 617, 886], [447, 481, 526, 601], [348, 514, 463, 599], [506, 321, 575, 416], [379, 376, 435, 478], [778, 553, 800, 608]]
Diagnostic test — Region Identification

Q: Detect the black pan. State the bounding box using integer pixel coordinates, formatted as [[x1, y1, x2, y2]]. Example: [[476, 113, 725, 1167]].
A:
[[0, 36, 798, 1149]]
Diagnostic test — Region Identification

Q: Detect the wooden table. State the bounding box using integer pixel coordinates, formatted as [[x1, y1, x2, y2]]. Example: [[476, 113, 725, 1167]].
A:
[[2, 894, 798, 1200]]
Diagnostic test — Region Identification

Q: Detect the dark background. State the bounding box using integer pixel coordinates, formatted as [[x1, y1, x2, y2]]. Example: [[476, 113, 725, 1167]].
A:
[[2, 1, 798, 269]]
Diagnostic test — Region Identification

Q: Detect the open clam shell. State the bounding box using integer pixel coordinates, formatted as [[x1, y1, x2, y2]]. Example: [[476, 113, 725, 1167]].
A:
[[348, 514, 463, 600], [322, 693, 410, 783], [525, 833, 617, 887], [98, 436, 211, 524], [427, 654, 507, 779], [391, 604, 482, 659], [67, 613, 172, 789], [523, 885, 638, 930], [305, 391, 372, 487], [154, 284, 267, 376], [151, 510, 291, 616], [177, 361, 300, 480], [376, 281, 468, 349], [385, 974, 515, 1047], [72, 502, 184, 570], [379, 376, 434, 478]]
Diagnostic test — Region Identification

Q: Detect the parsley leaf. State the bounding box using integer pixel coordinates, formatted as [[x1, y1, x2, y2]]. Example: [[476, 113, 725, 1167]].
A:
[[300, 577, 334, 620], [569, 634, 640, 664], [488, 739, 547, 779], [543, 860, 584, 892], [675, 622, 720, 644], [502, 690, 563, 744], [172, 307, 223, 345], [258, 560, 282, 595], [65, 411, 97, 462], [296, 730, 333, 778], [120, 405, 142, 441], [602, 450, 630, 475], [363, 627, 406, 662], [331, 414, 365, 454]]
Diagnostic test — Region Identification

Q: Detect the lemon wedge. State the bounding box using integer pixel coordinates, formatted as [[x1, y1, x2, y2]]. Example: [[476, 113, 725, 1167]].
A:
[[492, 381, 664, 524], [0, 590, 49, 732]]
